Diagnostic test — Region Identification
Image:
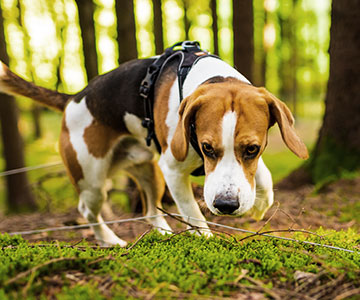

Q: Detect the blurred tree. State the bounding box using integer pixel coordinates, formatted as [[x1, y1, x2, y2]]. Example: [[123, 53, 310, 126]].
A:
[[75, 0, 98, 80], [278, 0, 298, 117], [281, 0, 360, 188], [153, 0, 164, 54], [210, 0, 219, 55], [0, 4, 37, 212], [253, 0, 266, 87], [115, 0, 137, 64], [309, 0, 360, 185], [232, 0, 253, 82], [18, 0, 42, 138], [182, 0, 190, 40]]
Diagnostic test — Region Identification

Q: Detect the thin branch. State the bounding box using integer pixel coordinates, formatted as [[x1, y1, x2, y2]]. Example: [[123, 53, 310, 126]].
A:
[[157, 207, 201, 234], [5, 257, 86, 285], [238, 228, 323, 243], [256, 201, 280, 233]]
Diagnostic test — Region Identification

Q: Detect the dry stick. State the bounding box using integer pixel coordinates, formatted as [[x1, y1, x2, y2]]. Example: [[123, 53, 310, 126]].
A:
[[256, 201, 280, 233], [243, 275, 282, 300], [123, 228, 152, 253], [159, 228, 195, 243], [334, 287, 360, 300], [157, 207, 237, 241], [225, 281, 281, 300], [237, 227, 323, 243], [156, 207, 201, 232], [279, 208, 299, 229], [127, 228, 152, 250], [87, 255, 116, 266], [5, 257, 85, 285], [294, 269, 328, 293], [309, 274, 346, 299]]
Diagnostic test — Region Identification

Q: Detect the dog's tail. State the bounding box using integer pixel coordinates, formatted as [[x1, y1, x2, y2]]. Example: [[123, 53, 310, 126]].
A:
[[0, 61, 72, 112]]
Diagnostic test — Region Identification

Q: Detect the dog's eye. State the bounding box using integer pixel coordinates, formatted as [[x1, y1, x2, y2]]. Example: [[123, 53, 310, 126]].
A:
[[202, 143, 216, 158], [244, 145, 260, 159]]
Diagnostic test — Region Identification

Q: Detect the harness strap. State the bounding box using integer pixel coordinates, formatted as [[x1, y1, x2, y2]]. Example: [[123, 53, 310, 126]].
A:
[[139, 41, 217, 176]]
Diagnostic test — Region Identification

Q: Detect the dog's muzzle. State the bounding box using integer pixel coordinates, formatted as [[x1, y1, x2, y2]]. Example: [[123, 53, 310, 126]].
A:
[[213, 196, 240, 214]]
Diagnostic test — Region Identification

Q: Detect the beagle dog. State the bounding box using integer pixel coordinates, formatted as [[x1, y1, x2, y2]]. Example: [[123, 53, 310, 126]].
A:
[[0, 52, 308, 246]]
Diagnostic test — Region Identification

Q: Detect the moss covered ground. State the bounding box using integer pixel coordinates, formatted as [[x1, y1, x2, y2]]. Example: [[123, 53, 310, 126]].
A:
[[1, 229, 360, 299]]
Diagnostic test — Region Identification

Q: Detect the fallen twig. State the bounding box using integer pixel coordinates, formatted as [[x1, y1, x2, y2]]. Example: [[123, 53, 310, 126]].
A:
[[157, 207, 201, 234], [5, 257, 86, 285]]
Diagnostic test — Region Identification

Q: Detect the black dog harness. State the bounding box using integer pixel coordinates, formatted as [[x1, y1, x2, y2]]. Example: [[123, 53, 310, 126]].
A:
[[139, 41, 218, 176]]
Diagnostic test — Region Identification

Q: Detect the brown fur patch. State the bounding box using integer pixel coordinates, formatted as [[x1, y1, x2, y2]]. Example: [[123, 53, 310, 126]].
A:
[[153, 72, 177, 152], [59, 117, 84, 191], [83, 120, 121, 158], [0, 62, 70, 111]]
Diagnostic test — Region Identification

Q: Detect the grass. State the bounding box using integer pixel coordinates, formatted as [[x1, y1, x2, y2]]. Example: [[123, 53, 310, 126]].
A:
[[0, 229, 359, 299]]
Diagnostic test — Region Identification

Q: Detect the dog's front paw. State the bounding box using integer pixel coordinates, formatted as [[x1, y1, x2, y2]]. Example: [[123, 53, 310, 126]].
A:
[[250, 189, 274, 221], [99, 237, 128, 247], [249, 206, 268, 221]]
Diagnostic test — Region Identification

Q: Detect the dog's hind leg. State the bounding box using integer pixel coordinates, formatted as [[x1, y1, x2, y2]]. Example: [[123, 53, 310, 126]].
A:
[[125, 160, 172, 234], [77, 186, 127, 246], [251, 157, 274, 220], [60, 99, 127, 246]]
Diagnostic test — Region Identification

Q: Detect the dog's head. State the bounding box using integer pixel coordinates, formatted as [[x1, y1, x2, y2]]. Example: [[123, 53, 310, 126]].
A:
[[171, 79, 308, 216]]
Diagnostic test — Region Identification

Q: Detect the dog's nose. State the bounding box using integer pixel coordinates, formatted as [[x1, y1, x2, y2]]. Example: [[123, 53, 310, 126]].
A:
[[213, 196, 240, 214]]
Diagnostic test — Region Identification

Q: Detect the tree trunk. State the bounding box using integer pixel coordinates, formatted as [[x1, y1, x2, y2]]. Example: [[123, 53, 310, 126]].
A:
[[183, 0, 190, 40], [210, 0, 219, 56], [309, 0, 360, 185], [18, 0, 43, 138], [115, 0, 137, 64], [0, 5, 37, 212], [279, 0, 360, 189], [75, 0, 98, 81], [232, 0, 254, 82], [153, 0, 164, 54]]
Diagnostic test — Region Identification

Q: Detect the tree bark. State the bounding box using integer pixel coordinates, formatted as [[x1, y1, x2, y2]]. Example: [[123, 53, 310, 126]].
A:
[[183, 0, 190, 40], [210, 0, 219, 56], [75, 0, 98, 81], [115, 0, 137, 64], [279, 0, 360, 189], [309, 0, 360, 185], [153, 0, 164, 54], [232, 0, 254, 82], [0, 5, 37, 212]]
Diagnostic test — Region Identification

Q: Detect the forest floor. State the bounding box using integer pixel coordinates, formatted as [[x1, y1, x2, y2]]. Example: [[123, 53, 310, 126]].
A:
[[1, 117, 360, 299], [1, 177, 359, 244], [1, 177, 360, 300]]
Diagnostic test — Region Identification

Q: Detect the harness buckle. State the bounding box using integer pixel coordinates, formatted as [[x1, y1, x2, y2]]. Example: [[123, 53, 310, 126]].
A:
[[181, 40, 200, 51]]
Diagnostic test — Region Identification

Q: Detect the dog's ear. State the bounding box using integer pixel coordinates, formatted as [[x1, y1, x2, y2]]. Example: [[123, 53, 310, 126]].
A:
[[261, 88, 309, 159], [171, 94, 202, 161]]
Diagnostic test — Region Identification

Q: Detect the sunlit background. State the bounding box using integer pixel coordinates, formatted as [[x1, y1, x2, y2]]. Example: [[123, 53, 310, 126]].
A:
[[0, 0, 331, 212]]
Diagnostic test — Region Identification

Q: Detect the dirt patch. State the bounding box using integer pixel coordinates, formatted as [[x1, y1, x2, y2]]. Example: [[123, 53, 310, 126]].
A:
[[0, 178, 359, 244]]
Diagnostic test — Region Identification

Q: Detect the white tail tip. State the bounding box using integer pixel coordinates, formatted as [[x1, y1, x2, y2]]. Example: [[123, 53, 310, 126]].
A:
[[0, 61, 6, 77]]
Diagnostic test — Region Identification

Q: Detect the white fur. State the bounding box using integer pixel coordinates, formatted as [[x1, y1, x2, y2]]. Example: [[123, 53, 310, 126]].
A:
[[166, 79, 182, 142], [65, 98, 127, 246], [124, 112, 148, 139], [183, 56, 251, 98], [0, 61, 9, 94], [204, 111, 255, 215], [252, 157, 274, 220], [158, 150, 211, 235], [0, 61, 5, 77]]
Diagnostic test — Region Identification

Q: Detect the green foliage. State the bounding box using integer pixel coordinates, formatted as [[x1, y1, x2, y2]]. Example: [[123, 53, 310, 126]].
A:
[[0, 230, 359, 298]]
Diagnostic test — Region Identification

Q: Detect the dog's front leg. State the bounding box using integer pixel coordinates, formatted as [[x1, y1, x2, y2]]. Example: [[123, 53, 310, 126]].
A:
[[250, 157, 274, 220], [158, 154, 212, 236]]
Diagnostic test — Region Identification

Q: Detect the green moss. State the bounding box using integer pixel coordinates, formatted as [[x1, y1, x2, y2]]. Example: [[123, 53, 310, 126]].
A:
[[0, 230, 359, 298]]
